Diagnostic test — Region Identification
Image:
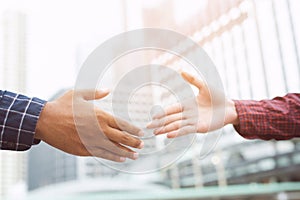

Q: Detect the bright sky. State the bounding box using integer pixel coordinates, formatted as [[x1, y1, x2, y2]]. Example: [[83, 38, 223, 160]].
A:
[[1, 0, 299, 100], [0, 0, 126, 99]]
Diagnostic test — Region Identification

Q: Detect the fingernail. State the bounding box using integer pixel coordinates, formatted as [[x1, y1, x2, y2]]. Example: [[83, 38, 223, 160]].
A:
[[138, 141, 144, 149], [133, 153, 139, 159], [120, 157, 126, 162]]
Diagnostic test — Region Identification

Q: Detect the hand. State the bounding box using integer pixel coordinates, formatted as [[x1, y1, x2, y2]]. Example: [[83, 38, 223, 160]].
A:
[[35, 89, 144, 162], [147, 71, 239, 138]]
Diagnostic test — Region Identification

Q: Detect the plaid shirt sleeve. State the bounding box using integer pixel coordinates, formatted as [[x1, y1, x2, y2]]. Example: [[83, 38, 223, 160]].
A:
[[233, 93, 300, 140], [0, 90, 46, 151]]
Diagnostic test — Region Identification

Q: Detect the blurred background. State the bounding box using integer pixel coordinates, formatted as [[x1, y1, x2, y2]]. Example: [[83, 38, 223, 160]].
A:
[[0, 0, 300, 199]]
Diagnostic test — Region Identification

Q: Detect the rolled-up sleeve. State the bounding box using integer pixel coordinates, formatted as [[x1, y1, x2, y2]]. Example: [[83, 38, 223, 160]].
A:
[[233, 93, 300, 140], [0, 90, 46, 151]]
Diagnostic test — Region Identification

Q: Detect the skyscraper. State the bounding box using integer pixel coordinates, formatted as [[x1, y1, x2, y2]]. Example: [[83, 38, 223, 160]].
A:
[[0, 11, 28, 198]]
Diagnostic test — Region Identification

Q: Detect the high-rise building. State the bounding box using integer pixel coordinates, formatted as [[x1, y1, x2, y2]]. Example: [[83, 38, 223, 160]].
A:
[[0, 11, 27, 91], [0, 11, 28, 198], [143, 0, 300, 187]]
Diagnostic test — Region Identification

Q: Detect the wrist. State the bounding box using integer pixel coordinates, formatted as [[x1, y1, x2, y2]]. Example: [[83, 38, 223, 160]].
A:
[[35, 102, 52, 140], [225, 99, 239, 126]]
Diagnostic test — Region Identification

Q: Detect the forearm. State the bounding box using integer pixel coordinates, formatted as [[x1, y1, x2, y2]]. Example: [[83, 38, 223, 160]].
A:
[[0, 90, 46, 151], [231, 93, 300, 140], [224, 99, 239, 126]]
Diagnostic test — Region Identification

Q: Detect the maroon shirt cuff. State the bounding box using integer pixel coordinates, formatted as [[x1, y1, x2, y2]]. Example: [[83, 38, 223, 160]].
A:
[[233, 100, 261, 139], [233, 93, 300, 140]]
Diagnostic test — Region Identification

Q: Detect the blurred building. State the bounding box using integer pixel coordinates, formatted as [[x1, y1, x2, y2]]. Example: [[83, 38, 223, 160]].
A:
[[144, 0, 300, 188], [27, 0, 300, 199], [0, 11, 27, 91], [0, 11, 28, 198], [28, 142, 77, 190]]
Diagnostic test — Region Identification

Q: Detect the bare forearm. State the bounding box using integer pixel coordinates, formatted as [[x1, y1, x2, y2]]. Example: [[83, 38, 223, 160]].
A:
[[225, 99, 239, 126]]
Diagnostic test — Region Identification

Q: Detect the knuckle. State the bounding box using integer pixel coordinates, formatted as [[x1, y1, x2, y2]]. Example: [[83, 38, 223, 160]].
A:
[[121, 134, 130, 142], [109, 145, 124, 155], [99, 125, 109, 134]]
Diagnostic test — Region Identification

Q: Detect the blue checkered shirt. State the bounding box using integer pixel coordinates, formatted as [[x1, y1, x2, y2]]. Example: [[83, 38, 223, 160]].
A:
[[0, 90, 46, 151]]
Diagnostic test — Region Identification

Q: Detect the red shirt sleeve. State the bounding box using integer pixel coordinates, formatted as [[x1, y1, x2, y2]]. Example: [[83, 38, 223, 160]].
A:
[[233, 93, 300, 140]]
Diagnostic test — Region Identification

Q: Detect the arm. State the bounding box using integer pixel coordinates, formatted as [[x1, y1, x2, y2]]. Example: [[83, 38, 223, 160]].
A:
[[0, 90, 46, 151], [147, 71, 300, 140], [233, 94, 300, 140], [1, 89, 144, 162]]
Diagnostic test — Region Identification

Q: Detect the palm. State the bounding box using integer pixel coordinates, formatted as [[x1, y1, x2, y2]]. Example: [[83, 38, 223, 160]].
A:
[[147, 71, 227, 138]]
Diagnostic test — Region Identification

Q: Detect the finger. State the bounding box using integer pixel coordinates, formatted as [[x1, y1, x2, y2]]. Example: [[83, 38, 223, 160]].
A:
[[181, 71, 205, 91], [112, 145, 139, 160], [107, 127, 144, 149], [100, 139, 139, 160], [76, 89, 110, 100], [154, 120, 189, 135], [89, 148, 127, 162], [110, 140, 136, 153], [110, 116, 144, 137], [107, 140, 139, 160], [167, 125, 197, 138], [152, 103, 183, 119], [147, 113, 184, 129]]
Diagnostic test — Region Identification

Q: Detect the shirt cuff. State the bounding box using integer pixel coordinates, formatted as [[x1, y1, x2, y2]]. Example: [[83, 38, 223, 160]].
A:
[[0, 91, 47, 151], [232, 100, 260, 139]]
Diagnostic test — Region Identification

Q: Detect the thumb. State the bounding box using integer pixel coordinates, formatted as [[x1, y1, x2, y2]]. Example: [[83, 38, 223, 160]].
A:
[[181, 71, 205, 91], [76, 88, 110, 100]]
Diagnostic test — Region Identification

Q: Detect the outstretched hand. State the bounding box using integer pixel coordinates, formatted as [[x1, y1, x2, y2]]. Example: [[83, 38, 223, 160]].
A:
[[35, 89, 144, 162], [147, 71, 239, 138]]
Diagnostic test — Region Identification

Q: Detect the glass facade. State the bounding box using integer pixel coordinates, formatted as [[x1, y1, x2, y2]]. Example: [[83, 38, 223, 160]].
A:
[[146, 0, 300, 189]]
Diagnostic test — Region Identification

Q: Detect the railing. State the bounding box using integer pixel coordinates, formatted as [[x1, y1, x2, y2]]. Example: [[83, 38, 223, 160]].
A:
[[27, 182, 300, 200]]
